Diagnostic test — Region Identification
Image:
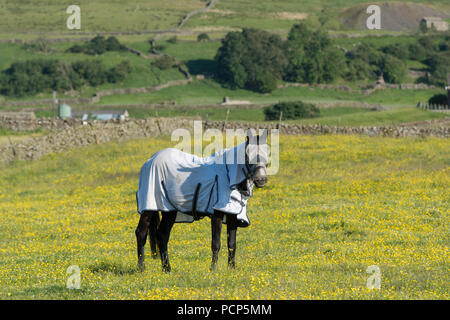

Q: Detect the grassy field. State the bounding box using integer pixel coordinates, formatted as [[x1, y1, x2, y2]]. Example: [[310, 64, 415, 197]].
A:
[[0, 134, 448, 299], [0, 0, 205, 33], [0, 0, 447, 35], [110, 106, 448, 127]]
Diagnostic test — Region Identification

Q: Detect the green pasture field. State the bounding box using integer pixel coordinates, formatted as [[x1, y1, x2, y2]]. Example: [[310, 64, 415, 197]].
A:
[[0, 134, 448, 299], [0, 0, 204, 33], [0, 0, 447, 35], [92, 79, 442, 106]]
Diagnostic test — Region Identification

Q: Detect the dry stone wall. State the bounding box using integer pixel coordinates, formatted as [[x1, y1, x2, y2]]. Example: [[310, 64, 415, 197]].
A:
[[0, 118, 448, 165]]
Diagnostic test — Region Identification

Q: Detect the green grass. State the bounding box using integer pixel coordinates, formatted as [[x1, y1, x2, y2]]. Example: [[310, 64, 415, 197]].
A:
[[0, 0, 205, 33], [107, 104, 448, 127], [0, 0, 446, 35], [285, 107, 448, 126], [94, 78, 442, 106]]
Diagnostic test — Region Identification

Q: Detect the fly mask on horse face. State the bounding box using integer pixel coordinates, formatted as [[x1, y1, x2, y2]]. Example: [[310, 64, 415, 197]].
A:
[[245, 129, 269, 189]]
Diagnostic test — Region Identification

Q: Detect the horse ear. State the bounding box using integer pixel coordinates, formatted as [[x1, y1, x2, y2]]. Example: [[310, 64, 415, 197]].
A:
[[246, 128, 253, 138], [260, 129, 268, 143], [246, 128, 253, 143]]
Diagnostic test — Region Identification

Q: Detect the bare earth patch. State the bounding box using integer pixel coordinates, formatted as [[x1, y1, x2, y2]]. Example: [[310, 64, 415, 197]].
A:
[[207, 9, 235, 15], [271, 12, 308, 20]]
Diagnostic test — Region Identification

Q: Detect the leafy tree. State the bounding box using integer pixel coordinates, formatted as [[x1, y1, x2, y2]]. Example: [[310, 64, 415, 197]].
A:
[[425, 52, 450, 86], [408, 43, 427, 61], [215, 28, 287, 93], [345, 58, 374, 81], [0, 59, 131, 97], [284, 23, 345, 84], [382, 43, 410, 60], [380, 55, 407, 84]]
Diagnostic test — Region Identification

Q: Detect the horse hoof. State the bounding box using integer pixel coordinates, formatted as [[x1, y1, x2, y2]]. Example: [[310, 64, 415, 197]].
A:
[[138, 263, 145, 272], [162, 265, 171, 274]]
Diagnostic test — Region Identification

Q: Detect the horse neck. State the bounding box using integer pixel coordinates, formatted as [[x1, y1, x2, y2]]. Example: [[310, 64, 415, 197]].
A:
[[222, 143, 248, 186]]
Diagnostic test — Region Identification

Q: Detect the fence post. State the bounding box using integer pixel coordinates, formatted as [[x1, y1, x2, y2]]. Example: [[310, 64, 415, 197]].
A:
[[221, 108, 230, 132]]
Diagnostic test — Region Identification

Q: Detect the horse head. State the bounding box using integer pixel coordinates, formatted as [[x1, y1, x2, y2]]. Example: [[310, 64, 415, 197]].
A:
[[246, 129, 269, 188]]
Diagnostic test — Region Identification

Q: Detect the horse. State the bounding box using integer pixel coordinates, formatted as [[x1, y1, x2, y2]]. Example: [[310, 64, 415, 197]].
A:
[[135, 129, 269, 273]]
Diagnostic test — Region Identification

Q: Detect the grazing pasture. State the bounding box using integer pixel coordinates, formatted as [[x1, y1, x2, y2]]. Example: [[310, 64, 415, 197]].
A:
[[0, 134, 448, 299]]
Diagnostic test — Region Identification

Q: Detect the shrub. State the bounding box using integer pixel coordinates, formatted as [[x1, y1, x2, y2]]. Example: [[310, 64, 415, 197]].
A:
[[67, 36, 126, 55], [167, 36, 178, 44], [106, 36, 126, 51], [152, 55, 177, 70], [197, 33, 210, 42], [264, 101, 320, 121], [107, 61, 132, 83], [428, 94, 448, 106]]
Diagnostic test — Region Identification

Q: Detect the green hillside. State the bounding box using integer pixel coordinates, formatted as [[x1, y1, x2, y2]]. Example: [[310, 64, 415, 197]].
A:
[[0, 0, 447, 34]]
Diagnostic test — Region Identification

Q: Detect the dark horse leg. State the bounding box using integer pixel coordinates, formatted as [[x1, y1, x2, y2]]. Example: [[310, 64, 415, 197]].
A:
[[135, 211, 154, 271], [157, 211, 177, 273], [226, 214, 238, 269], [148, 212, 160, 259], [210, 211, 224, 271]]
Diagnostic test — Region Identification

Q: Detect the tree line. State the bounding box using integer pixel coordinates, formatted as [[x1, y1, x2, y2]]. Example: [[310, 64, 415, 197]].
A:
[[215, 23, 450, 93], [0, 59, 131, 97]]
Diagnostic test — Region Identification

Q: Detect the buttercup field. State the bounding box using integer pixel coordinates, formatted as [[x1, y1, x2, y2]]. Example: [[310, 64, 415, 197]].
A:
[[0, 135, 448, 299], [0, 0, 449, 301]]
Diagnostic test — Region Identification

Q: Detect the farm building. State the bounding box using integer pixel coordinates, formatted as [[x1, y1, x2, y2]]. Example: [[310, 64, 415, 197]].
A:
[[72, 110, 129, 121], [58, 103, 72, 119], [421, 17, 448, 31]]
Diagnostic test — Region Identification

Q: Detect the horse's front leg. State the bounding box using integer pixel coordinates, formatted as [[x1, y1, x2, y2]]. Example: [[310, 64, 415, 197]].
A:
[[135, 211, 152, 271], [157, 211, 177, 273], [226, 214, 238, 269], [211, 211, 224, 271]]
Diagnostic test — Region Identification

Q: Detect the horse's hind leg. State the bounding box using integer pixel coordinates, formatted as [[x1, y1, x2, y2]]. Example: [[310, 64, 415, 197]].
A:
[[135, 211, 152, 271], [210, 211, 224, 271], [157, 211, 177, 273], [149, 212, 160, 259]]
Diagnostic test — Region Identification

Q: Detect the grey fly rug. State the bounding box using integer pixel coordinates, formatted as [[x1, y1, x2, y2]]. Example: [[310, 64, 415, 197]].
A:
[[136, 142, 252, 227]]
